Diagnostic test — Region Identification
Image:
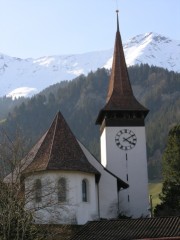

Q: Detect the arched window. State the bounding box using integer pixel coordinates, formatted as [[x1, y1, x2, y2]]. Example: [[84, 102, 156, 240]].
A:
[[58, 178, 66, 202], [82, 179, 88, 202], [34, 179, 42, 203]]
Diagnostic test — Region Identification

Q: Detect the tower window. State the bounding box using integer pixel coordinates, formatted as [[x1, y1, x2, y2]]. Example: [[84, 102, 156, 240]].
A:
[[34, 179, 42, 203], [58, 178, 67, 202], [82, 179, 88, 202], [128, 195, 130, 202]]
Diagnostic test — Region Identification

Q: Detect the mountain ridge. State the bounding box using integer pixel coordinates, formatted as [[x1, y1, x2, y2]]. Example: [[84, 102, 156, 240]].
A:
[[0, 32, 180, 98]]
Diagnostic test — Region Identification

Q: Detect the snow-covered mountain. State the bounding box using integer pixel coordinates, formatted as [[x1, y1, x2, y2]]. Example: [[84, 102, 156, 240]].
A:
[[0, 32, 180, 98]]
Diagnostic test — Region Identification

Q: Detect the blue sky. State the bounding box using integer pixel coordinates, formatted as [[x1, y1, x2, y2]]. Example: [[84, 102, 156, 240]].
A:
[[0, 0, 179, 58]]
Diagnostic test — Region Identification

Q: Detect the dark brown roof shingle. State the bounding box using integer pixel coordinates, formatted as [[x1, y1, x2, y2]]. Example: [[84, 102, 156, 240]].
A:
[[23, 111, 99, 175], [71, 217, 180, 240], [96, 13, 148, 124]]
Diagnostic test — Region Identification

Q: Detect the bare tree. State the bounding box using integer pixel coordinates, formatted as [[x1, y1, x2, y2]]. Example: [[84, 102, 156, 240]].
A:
[[0, 127, 45, 239], [0, 128, 75, 239]]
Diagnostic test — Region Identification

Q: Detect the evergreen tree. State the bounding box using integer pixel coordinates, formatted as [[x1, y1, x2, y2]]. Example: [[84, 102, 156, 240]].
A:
[[1, 65, 180, 179], [154, 124, 180, 216]]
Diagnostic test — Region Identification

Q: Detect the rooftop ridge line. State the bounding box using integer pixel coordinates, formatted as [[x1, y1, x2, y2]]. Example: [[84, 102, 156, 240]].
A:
[[46, 112, 59, 169]]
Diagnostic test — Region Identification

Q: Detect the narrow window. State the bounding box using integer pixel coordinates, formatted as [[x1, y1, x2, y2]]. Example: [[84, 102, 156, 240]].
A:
[[34, 179, 42, 203], [58, 178, 66, 202], [128, 195, 130, 202], [126, 153, 128, 168], [82, 179, 88, 202]]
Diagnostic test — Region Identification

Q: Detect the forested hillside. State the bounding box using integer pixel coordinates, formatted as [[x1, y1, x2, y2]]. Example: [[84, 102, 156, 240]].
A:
[[0, 97, 26, 120], [1, 64, 180, 180]]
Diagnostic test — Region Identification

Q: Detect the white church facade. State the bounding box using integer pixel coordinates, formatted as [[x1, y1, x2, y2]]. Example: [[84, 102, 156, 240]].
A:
[[21, 111, 128, 224], [5, 12, 150, 225]]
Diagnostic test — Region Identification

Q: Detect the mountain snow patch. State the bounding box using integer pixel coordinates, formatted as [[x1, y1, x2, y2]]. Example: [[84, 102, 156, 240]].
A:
[[0, 32, 179, 98]]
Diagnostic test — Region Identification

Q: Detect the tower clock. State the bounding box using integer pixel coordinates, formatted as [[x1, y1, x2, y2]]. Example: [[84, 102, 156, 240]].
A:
[[115, 129, 137, 151]]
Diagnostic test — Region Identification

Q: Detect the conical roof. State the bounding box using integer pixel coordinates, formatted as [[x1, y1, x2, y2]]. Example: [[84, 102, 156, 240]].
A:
[[96, 11, 148, 124], [23, 111, 99, 175]]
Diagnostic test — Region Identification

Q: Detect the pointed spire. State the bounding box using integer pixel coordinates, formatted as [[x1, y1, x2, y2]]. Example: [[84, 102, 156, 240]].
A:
[[106, 10, 134, 106], [116, 10, 119, 32], [96, 11, 148, 125]]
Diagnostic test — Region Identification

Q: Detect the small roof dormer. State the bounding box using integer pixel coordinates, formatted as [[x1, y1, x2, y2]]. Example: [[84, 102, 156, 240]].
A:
[[96, 11, 149, 127]]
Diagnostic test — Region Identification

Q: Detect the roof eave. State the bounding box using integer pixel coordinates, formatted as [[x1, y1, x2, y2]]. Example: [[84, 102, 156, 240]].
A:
[[96, 108, 149, 125]]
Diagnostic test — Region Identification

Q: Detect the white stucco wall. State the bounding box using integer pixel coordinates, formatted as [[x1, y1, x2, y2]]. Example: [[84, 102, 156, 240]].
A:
[[100, 126, 149, 218], [25, 170, 98, 225], [101, 130, 107, 167], [79, 141, 120, 219]]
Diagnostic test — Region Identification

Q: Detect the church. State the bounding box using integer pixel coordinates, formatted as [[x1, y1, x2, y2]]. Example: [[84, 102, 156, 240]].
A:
[[5, 11, 150, 225]]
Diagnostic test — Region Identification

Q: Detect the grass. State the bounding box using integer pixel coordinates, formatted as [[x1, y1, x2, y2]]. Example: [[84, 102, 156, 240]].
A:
[[149, 182, 163, 209]]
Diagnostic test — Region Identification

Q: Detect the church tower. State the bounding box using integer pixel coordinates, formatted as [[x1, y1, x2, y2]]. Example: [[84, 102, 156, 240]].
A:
[[96, 11, 149, 217]]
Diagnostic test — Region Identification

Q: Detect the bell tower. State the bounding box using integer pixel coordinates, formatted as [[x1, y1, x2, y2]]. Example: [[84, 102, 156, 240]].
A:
[[96, 11, 149, 217]]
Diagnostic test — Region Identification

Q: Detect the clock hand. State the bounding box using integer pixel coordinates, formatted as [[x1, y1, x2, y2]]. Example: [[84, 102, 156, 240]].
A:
[[123, 134, 135, 142], [123, 138, 135, 145]]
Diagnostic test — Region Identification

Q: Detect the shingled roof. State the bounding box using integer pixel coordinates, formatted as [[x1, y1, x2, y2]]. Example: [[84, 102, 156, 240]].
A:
[[71, 217, 180, 240], [96, 11, 148, 124], [23, 111, 99, 175]]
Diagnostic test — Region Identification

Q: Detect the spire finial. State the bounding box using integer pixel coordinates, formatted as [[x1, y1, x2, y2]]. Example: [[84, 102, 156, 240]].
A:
[[116, 10, 119, 32]]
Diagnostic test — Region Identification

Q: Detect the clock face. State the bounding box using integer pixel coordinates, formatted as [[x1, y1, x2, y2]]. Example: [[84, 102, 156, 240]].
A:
[[115, 129, 137, 151]]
